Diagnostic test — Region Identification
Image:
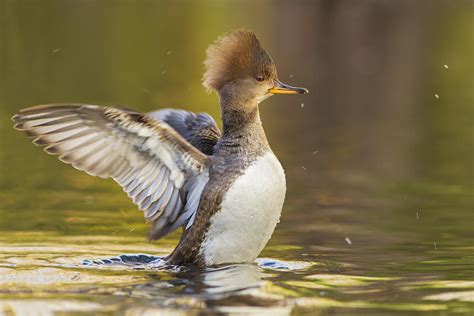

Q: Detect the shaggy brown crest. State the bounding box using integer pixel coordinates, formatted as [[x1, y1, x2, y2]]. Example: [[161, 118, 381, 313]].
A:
[[203, 30, 276, 92]]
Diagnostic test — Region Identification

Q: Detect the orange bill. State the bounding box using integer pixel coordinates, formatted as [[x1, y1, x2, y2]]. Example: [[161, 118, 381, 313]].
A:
[[269, 79, 309, 94]]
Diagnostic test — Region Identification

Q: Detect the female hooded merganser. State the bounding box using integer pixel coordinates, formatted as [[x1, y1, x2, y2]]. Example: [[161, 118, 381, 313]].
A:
[[12, 30, 308, 267]]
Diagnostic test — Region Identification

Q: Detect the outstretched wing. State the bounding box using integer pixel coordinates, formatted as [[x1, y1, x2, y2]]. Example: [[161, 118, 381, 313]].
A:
[[148, 109, 221, 155], [12, 104, 210, 240]]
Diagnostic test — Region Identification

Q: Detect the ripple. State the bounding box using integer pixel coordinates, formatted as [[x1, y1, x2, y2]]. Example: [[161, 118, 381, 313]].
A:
[[256, 258, 313, 270], [81, 253, 312, 271]]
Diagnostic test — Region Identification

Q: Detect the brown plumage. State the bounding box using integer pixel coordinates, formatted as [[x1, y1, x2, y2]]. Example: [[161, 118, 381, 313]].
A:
[[203, 29, 277, 92]]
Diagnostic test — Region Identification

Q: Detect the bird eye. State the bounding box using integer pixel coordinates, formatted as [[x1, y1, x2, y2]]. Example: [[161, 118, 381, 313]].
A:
[[256, 75, 265, 82]]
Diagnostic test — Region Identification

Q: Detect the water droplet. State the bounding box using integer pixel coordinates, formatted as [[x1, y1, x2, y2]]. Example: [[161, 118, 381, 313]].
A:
[[345, 237, 352, 245]]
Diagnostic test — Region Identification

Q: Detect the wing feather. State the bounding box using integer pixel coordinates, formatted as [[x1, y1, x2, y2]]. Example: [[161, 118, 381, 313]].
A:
[[12, 104, 211, 239], [148, 109, 221, 155]]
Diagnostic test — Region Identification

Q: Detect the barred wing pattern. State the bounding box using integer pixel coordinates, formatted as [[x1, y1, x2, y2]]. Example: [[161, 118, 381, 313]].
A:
[[148, 109, 221, 155], [12, 104, 210, 240]]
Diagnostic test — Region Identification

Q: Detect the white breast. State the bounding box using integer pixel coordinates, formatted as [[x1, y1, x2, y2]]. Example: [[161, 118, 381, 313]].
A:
[[200, 152, 286, 266]]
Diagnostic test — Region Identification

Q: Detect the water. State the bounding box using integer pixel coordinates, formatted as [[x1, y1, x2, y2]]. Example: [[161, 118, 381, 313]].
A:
[[1, 0, 473, 315]]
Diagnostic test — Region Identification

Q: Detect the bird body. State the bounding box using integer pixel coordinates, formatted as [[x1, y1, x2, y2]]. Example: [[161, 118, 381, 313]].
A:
[[12, 30, 307, 267], [200, 151, 286, 266]]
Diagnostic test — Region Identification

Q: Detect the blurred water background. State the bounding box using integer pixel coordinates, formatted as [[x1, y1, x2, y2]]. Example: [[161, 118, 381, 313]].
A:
[[0, 0, 473, 315]]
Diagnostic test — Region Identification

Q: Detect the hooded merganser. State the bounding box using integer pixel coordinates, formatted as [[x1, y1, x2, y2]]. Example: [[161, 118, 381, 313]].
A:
[[12, 30, 308, 267]]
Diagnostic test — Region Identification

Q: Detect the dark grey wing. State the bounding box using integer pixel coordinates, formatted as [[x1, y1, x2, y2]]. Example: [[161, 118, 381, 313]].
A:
[[148, 109, 221, 155], [12, 104, 210, 240]]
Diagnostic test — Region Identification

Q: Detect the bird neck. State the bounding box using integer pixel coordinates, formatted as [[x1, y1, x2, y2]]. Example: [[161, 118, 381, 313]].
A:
[[219, 90, 261, 133], [218, 90, 269, 152]]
